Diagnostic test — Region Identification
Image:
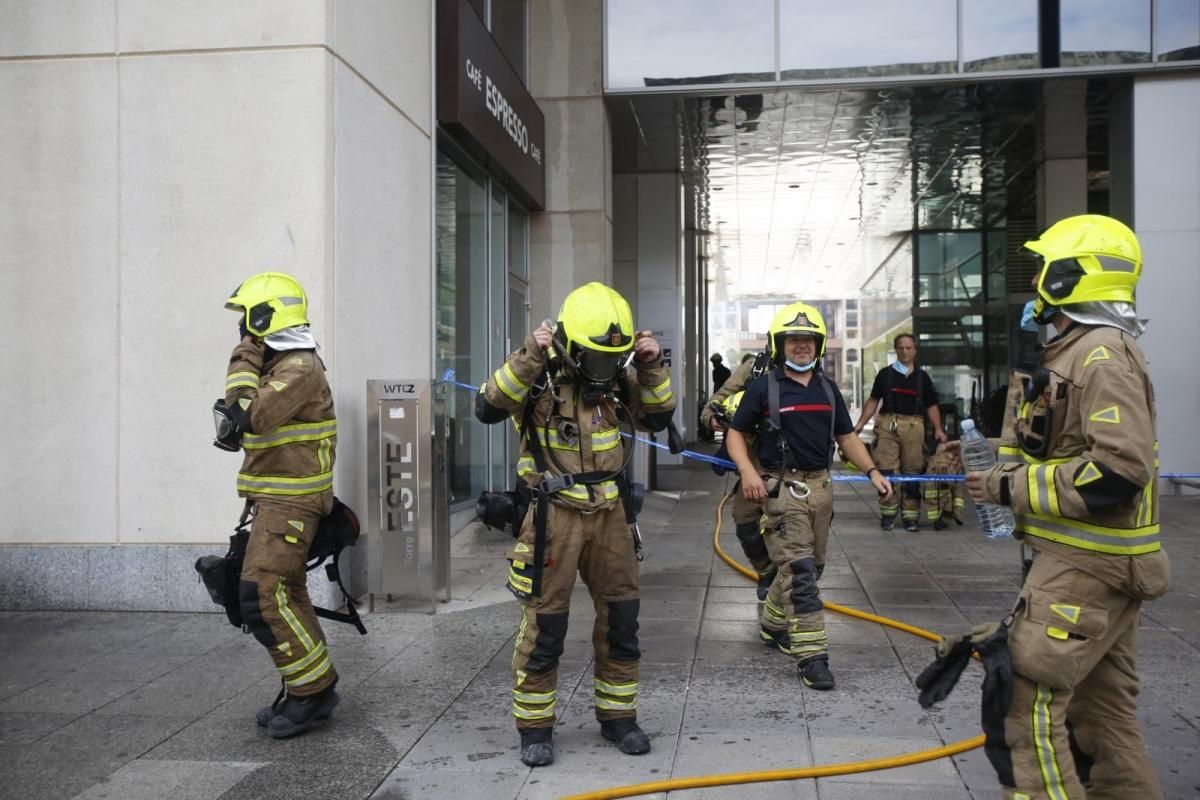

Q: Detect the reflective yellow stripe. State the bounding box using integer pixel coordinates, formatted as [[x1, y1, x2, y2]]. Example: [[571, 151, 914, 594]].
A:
[[512, 607, 529, 670], [763, 599, 786, 622], [279, 641, 327, 677], [508, 569, 532, 592], [1017, 512, 1160, 554], [285, 654, 333, 688], [531, 426, 579, 451], [513, 703, 556, 720], [317, 438, 332, 472], [517, 456, 537, 477], [595, 696, 637, 711], [494, 363, 529, 403], [591, 427, 621, 452], [556, 480, 619, 502], [225, 371, 259, 391], [242, 419, 337, 449], [274, 578, 315, 652], [788, 629, 827, 641], [640, 378, 673, 406], [1032, 685, 1070, 800], [513, 689, 555, 704], [1044, 464, 1061, 516], [594, 679, 638, 697], [1029, 464, 1060, 515], [238, 470, 333, 496]]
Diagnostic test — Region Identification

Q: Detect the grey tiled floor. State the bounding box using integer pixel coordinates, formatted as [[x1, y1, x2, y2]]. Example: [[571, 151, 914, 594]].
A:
[[2, 462, 1199, 799]]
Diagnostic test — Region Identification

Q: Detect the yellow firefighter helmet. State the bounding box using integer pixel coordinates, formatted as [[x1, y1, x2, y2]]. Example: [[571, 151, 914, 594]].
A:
[[554, 283, 635, 383], [1024, 214, 1142, 320], [767, 302, 828, 364], [225, 271, 309, 337]]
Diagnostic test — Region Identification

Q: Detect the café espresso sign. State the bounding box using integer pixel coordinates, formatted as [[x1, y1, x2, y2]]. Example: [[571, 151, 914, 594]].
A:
[[438, 0, 546, 210]]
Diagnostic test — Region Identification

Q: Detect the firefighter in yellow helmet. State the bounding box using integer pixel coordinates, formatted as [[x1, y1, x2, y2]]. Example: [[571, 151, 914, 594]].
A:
[[475, 282, 674, 767], [221, 272, 341, 738], [725, 303, 892, 690], [961, 215, 1170, 798], [701, 349, 777, 600]]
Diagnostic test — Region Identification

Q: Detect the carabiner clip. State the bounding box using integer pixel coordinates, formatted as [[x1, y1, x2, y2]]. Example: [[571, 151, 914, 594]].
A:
[[631, 523, 645, 562], [785, 480, 811, 500]]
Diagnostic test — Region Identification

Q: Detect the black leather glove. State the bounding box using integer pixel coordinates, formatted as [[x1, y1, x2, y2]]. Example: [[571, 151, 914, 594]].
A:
[[238, 316, 251, 340], [975, 623, 1014, 721], [915, 622, 1003, 708]]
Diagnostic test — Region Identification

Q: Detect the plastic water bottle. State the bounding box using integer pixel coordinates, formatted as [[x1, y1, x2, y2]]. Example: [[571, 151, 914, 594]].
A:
[[959, 419, 1015, 539]]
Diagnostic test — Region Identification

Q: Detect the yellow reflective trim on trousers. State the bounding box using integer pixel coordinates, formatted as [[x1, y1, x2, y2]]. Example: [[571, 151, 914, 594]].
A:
[[763, 598, 786, 622], [513, 689, 555, 704], [242, 419, 337, 449], [238, 470, 334, 496], [1018, 513, 1160, 554], [594, 679, 638, 697], [513, 702, 556, 720], [285, 653, 333, 688], [595, 696, 637, 711], [495, 363, 529, 403], [274, 578, 316, 652], [513, 606, 529, 670], [279, 641, 327, 677], [788, 629, 827, 641], [1032, 684, 1070, 800]]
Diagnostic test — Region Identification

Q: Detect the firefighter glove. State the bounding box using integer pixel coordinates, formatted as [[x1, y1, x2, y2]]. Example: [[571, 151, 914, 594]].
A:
[[915, 622, 1002, 709]]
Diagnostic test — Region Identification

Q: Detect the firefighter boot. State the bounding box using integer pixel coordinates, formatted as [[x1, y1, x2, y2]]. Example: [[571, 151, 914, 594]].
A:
[[880, 515, 895, 531], [600, 718, 651, 755], [519, 727, 554, 767], [798, 656, 835, 691], [266, 686, 340, 739]]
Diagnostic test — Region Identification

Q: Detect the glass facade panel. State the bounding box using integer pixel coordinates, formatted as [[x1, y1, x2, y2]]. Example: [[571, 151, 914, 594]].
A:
[[436, 154, 490, 506], [1061, 0, 1151, 66], [509, 203, 528, 279], [916, 316, 984, 421], [489, 187, 508, 491], [780, 0, 956, 80], [1158, 0, 1200, 61], [490, 0, 527, 78], [917, 231, 984, 307], [962, 0, 1039, 72], [606, 0, 775, 88]]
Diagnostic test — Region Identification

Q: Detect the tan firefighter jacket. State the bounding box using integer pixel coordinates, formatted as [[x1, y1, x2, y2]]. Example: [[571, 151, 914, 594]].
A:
[[980, 323, 1162, 562], [225, 340, 337, 500], [700, 357, 756, 430], [481, 333, 675, 512]]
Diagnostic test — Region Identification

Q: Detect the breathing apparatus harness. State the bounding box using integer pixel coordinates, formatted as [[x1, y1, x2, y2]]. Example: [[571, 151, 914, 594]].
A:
[[517, 341, 647, 597], [759, 367, 839, 502]]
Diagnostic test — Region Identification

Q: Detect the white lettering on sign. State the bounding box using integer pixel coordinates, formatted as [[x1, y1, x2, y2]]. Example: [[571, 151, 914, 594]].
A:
[[484, 76, 530, 158], [465, 58, 483, 91]]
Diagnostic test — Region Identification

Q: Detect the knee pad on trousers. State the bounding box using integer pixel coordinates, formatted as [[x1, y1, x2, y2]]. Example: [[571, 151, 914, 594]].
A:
[[238, 579, 277, 648], [1067, 721, 1095, 785], [787, 558, 822, 614], [525, 611, 569, 673], [606, 599, 641, 662], [902, 481, 921, 501], [734, 521, 768, 563], [815, 563, 825, 581]]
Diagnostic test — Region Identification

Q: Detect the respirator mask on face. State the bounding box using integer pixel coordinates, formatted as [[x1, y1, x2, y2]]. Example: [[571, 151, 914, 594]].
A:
[[212, 399, 243, 452]]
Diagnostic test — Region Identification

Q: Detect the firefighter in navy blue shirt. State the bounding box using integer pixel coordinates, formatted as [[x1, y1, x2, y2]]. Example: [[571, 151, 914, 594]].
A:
[[727, 303, 892, 690], [854, 333, 946, 532]]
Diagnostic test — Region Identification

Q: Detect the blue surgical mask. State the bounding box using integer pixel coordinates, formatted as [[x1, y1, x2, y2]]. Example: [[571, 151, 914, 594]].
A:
[[785, 358, 816, 373], [891, 361, 910, 376], [1020, 300, 1040, 332]]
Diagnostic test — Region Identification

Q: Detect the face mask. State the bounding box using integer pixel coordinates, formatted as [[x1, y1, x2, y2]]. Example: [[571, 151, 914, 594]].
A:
[[785, 358, 816, 373], [891, 361, 910, 376], [1020, 300, 1040, 333]]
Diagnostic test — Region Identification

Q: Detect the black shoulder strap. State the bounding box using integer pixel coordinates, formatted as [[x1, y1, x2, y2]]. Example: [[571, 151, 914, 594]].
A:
[[880, 365, 893, 412], [819, 374, 837, 471], [306, 542, 366, 635], [766, 370, 794, 471]]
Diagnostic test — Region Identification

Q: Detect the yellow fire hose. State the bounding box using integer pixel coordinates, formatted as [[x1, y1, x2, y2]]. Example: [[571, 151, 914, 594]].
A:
[[560, 490, 985, 800]]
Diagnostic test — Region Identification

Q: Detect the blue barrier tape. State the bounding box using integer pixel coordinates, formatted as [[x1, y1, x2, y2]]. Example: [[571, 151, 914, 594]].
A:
[[438, 373, 1200, 482]]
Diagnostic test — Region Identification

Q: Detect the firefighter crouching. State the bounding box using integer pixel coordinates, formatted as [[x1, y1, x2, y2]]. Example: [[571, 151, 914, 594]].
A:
[[475, 282, 675, 768], [221, 272, 341, 738], [961, 215, 1170, 798], [700, 350, 777, 599]]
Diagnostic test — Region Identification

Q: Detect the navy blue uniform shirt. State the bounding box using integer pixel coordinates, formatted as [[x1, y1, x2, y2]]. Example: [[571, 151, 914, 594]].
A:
[[869, 365, 938, 416], [730, 368, 853, 471]]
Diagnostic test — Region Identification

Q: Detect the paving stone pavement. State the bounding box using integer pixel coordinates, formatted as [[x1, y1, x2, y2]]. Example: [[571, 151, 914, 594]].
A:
[[2, 461, 1198, 799]]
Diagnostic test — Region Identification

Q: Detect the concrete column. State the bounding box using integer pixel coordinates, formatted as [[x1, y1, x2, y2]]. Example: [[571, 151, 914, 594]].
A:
[[1037, 79, 1089, 228], [1131, 74, 1200, 477], [527, 0, 612, 317]]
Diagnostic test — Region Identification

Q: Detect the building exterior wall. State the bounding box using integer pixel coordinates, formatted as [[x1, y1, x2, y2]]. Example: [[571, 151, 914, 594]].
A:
[[1132, 73, 1200, 477], [0, 2, 433, 609]]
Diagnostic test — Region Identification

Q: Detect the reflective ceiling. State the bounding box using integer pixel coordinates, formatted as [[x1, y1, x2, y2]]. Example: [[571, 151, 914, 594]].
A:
[[608, 83, 1044, 302]]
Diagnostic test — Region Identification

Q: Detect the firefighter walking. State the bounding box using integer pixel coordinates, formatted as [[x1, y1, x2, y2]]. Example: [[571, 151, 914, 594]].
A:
[[964, 214, 1169, 798], [221, 272, 341, 738], [475, 282, 674, 767]]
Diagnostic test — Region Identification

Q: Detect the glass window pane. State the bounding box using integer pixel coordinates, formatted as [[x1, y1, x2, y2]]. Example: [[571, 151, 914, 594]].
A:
[[606, 0, 775, 89], [435, 153, 489, 505], [489, 187, 507, 492], [509, 203, 528, 278], [506, 282, 528, 486], [1158, 0, 1200, 62], [962, 0, 1039, 72], [1061, 0, 1151, 66], [490, 0, 527, 79], [780, 0, 957, 80], [917, 231, 984, 307]]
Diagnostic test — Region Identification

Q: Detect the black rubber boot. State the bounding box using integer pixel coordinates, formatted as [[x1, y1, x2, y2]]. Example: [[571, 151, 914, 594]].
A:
[[798, 657, 835, 691], [933, 516, 948, 531], [880, 515, 895, 531], [600, 718, 650, 755], [265, 687, 339, 739], [759, 625, 789, 653], [904, 519, 920, 532], [519, 727, 555, 767]]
